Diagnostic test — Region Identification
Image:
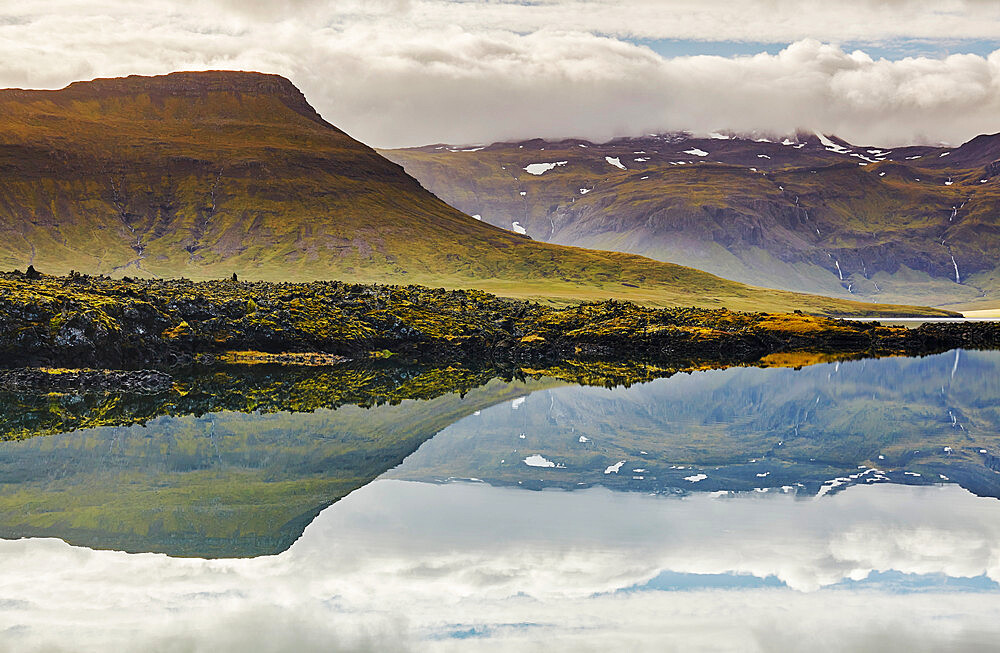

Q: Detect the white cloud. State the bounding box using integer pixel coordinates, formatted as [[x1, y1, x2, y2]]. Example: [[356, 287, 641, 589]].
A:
[[183, 0, 1000, 43], [1, 480, 1000, 651], [0, 3, 999, 147]]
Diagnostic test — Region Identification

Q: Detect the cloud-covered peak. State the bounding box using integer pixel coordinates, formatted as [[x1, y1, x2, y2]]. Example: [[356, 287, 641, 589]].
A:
[[2, 2, 998, 147]]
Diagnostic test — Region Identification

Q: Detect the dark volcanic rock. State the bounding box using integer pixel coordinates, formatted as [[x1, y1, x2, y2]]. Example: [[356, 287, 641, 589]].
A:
[[0, 368, 172, 394], [0, 273, 995, 372]]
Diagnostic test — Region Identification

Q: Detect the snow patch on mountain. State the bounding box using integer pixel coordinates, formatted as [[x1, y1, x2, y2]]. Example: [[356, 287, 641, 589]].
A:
[[524, 161, 567, 175], [605, 156, 626, 170], [604, 460, 626, 474], [815, 132, 851, 154], [523, 454, 564, 468], [683, 148, 709, 157]]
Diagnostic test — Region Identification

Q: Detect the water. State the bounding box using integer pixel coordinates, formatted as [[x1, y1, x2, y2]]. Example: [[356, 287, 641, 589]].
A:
[[1, 350, 1000, 651], [843, 316, 1000, 328]]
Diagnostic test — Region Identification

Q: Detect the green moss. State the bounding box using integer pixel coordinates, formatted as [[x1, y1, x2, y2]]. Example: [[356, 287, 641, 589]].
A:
[[0, 272, 971, 373]]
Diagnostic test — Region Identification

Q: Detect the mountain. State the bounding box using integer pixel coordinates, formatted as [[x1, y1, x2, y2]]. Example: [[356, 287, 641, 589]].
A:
[[381, 131, 1000, 309], [0, 71, 949, 316]]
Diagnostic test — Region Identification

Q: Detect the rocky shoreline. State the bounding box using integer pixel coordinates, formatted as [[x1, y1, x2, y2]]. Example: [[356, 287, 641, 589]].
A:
[[0, 368, 173, 394], [2, 272, 999, 376]]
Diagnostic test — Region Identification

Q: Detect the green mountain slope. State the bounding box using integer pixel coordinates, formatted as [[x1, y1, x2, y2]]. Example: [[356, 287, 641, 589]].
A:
[[0, 71, 947, 315], [381, 132, 1000, 309]]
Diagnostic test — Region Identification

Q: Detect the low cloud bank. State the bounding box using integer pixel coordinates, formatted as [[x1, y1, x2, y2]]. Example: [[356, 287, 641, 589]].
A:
[[1, 3, 999, 147]]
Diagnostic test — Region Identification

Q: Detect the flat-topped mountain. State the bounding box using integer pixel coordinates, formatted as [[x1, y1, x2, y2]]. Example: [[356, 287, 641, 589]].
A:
[[6, 71, 331, 125], [382, 131, 1000, 309], [0, 71, 943, 315]]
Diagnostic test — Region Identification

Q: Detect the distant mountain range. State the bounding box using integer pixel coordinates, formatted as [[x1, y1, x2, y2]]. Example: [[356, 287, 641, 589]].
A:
[[0, 71, 950, 315], [382, 130, 1000, 309]]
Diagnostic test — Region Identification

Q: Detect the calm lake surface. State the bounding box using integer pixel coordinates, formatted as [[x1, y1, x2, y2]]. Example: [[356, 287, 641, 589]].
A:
[[843, 316, 1000, 328], [1, 350, 1000, 651]]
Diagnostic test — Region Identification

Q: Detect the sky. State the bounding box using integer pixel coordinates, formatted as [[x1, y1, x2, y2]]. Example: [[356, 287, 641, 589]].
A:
[[1, 1, 999, 148]]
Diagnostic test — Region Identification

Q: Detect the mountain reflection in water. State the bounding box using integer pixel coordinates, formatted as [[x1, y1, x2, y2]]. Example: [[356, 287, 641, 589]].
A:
[[0, 350, 997, 560], [390, 348, 1000, 498]]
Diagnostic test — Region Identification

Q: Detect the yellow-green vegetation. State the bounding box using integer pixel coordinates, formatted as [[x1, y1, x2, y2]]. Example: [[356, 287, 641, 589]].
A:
[[0, 71, 950, 315], [516, 349, 881, 388], [215, 351, 348, 365], [754, 351, 872, 368], [752, 313, 859, 335], [0, 362, 515, 441], [0, 271, 978, 371]]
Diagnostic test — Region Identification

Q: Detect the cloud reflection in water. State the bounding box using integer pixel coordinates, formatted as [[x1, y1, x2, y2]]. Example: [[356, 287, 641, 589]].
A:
[[1, 480, 999, 651]]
